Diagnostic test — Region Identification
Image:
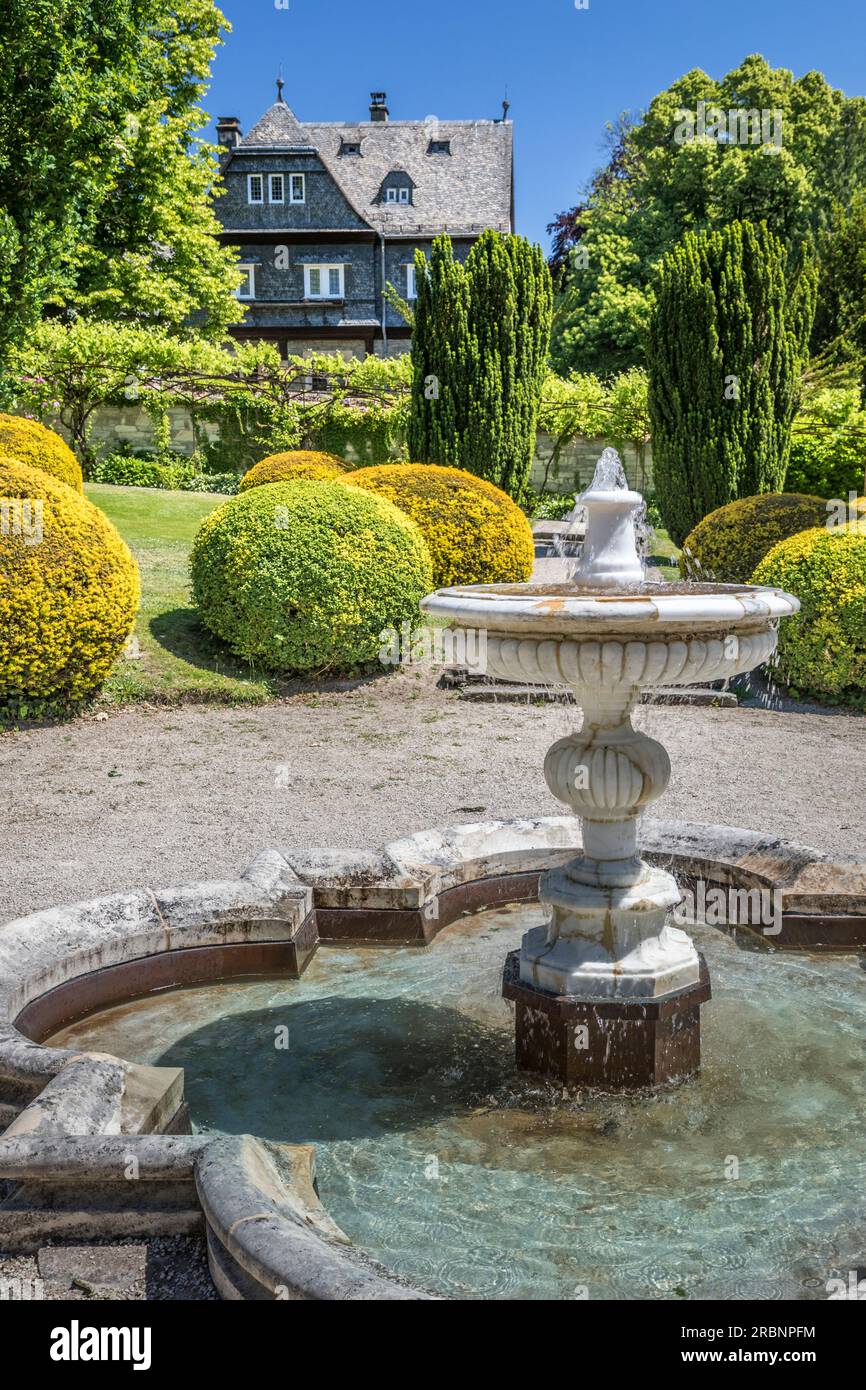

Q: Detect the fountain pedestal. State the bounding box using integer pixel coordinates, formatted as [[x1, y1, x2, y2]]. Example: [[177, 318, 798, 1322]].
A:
[[509, 680, 709, 1087], [503, 951, 711, 1090]]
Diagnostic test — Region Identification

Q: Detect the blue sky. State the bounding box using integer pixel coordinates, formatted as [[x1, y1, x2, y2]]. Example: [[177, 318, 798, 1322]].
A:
[[207, 0, 866, 250]]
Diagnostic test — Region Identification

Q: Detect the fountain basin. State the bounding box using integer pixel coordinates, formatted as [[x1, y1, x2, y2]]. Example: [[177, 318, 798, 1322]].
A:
[[1, 821, 864, 1298], [42, 904, 866, 1303]]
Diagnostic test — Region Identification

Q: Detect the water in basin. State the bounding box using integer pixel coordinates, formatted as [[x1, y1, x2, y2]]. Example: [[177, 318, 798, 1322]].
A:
[[48, 904, 865, 1301]]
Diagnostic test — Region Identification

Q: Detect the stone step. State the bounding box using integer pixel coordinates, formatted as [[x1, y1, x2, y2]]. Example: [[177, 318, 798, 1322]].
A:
[[36, 1243, 147, 1295], [447, 682, 737, 708]]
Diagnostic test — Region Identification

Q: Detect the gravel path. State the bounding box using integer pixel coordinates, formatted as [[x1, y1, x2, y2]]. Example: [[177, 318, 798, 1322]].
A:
[[1, 670, 864, 921]]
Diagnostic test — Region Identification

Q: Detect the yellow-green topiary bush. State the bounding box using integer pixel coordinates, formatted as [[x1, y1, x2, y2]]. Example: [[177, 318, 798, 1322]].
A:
[[752, 521, 866, 702], [681, 493, 830, 584], [191, 479, 433, 675], [0, 459, 140, 713], [238, 450, 347, 491], [345, 463, 534, 588], [0, 413, 83, 493]]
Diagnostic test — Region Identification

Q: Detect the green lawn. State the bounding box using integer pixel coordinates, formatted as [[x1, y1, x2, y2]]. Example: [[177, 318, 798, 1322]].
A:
[[87, 484, 275, 706]]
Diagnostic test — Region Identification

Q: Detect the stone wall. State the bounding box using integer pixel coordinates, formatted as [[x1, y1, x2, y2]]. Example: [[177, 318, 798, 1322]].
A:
[[79, 407, 653, 493], [532, 434, 653, 495]]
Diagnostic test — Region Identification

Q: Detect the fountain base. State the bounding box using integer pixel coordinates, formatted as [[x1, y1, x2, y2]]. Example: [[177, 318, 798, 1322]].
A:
[[503, 951, 711, 1090]]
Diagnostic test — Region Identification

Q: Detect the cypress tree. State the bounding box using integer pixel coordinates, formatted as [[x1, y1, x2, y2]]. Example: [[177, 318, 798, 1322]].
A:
[[647, 221, 817, 547], [463, 231, 553, 498], [408, 231, 553, 501], [407, 236, 471, 469]]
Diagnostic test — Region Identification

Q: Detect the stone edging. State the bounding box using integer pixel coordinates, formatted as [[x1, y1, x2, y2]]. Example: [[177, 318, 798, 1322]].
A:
[[0, 816, 863, 1299]]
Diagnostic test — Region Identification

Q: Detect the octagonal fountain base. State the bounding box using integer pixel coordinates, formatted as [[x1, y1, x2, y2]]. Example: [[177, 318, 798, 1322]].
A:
[[503, 950, 711, 1089]]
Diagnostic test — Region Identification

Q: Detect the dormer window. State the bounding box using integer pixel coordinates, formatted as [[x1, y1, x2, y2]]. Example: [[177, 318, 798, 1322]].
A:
[[340, 140, 362, 156], [378, 173, 415, 207], [427, 140, 451, 155]]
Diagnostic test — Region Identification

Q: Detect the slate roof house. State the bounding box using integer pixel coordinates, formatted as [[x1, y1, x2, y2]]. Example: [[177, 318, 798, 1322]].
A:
[[214, 85, 514, 359]]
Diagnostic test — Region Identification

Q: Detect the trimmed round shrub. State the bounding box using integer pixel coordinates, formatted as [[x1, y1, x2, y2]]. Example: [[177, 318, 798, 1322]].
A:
[[190, 480, 434, 675], [345, 463, 534, 588], [0, 413, 83, 492], [680, 493, 830, 584], [239, 450, 347, 492], [0, 459, 140, 712], [752, 522, 866, 702]]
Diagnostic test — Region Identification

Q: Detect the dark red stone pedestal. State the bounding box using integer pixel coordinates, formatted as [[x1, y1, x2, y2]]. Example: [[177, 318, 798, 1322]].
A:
[[502, 950, 711, 1090]]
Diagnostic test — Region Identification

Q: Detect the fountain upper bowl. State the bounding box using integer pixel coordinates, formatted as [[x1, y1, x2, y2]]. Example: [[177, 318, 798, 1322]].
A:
[[421, 580, 799, 639]]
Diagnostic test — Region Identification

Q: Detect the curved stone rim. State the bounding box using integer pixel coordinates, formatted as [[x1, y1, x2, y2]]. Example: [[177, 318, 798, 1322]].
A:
[[0, 817, 863, 1300], [421, 582, 800, 636]]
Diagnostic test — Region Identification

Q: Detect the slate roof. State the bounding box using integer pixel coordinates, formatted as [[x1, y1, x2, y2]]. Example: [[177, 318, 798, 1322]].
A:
[[238, 100, 513, 237]]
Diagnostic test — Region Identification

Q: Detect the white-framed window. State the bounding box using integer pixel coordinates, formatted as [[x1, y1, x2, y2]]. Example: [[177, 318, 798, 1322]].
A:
[[386, 188, 397, 203], [398, 187, 410, 204], [385, 185, 411, 205], [235, 264, 256, 300], [247, 174, 264, 204], [405, 263, 417, 300], [269, 174, 285, 204], [290, 174, 306, 204], [304, 264, 345, 299]]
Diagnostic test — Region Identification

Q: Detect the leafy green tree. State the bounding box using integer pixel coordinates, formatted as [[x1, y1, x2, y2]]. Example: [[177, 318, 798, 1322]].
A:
[[647, 221, 817, 546], [72, 2, 242, 337], [0, 1, 237, 361], [0, 1, 142, 356], [812, 195, 866, 392], [552, 55, 866, 374]]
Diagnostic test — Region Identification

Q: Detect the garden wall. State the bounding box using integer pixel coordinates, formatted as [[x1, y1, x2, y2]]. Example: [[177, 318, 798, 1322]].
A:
[[79, 407, 655, 494]]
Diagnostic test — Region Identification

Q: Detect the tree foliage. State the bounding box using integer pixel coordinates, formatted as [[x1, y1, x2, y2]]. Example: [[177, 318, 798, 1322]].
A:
[[408, 237, 473, 471], [647, 221, 817, 545], [551, 55, 866, 376], [409, 231, 552, 499], [0, 0, 238, 361]]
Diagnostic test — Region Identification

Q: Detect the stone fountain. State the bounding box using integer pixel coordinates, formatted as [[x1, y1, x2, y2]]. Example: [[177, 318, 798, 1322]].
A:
[[421, 450, 800, 1089]]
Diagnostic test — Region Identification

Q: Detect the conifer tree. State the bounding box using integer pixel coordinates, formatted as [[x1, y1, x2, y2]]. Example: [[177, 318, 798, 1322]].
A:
[[408, 231, 552, 500], [407, 236, 471, 469], [647, 221, 817, 546], [463, 231, 553, 498]]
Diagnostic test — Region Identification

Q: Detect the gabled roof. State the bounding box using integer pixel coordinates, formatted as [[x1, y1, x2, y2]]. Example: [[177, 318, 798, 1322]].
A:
[[236, 100, 513, 237], [243, 101, 310, 149]]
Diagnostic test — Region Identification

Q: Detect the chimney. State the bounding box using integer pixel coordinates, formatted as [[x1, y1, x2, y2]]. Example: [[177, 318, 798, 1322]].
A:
[[216, 116, 242, 152], [370, 92, 389, 123]]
